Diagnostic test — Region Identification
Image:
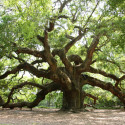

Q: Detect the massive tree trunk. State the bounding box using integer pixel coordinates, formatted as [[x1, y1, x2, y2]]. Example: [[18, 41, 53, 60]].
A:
[[61, 78, 86, 111], [62, 89, 81, 110]]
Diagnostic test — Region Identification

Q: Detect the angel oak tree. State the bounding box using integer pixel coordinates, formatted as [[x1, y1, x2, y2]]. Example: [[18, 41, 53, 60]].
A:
[[0, 0, 125, 111]]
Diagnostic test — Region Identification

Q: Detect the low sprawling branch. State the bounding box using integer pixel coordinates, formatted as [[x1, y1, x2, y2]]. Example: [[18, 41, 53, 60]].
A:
[[2, 82, 61, 109], [4, 82, 45, 106], [85, 76, 125, 104]]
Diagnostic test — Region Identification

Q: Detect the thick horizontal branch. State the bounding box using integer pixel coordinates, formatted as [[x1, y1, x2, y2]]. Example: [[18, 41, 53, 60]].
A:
[[85, 76, 125, 104], [0, 63, 50, 80], [16, 47, 45, 58], [89, 66, 119, 81], [31, 60, 45, 65]]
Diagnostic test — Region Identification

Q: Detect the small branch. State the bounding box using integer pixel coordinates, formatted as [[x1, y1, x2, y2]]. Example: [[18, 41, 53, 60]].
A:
[[59, 0, 72, 13], [102, 59, 125, 74], [65, 34, 75, 40], [64, 33, 84, 53], [83, 0, 100, 29], [85, 93, 98, 105], [31, 60, 45, 65], [58, 15, 69, 19], [18, 71, 25, 83]]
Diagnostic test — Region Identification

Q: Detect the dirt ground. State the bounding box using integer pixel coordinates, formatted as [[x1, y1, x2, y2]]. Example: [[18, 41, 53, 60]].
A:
[[0, 108, 125, 125]]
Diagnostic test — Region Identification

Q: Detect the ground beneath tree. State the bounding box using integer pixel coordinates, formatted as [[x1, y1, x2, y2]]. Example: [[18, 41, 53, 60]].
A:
[[0, 108, 125, 125]]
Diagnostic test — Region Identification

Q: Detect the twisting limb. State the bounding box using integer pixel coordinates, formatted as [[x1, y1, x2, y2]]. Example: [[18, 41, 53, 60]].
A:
[[37, 29, 57, 71], [81, 91, 98, 109], [52, 49, 73, 73], [84, 34, 100, 67], [89, 66, 119, 81], [3, 82, 61, 109], [89, 66, 125, 89], [3, 82, 45, 107], [64, 31, 87, 53], [75, 35, 101, 73], [81, 75, 125, 105], [16, 47, 45, 58], [0, 63, 52, 80]]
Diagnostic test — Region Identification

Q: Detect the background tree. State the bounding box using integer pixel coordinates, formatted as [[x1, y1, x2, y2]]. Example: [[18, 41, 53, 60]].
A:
[[0, 0, 125, 111]]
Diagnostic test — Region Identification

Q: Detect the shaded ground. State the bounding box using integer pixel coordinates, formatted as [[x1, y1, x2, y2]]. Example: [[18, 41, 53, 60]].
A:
[[0, 108, 125, 125]]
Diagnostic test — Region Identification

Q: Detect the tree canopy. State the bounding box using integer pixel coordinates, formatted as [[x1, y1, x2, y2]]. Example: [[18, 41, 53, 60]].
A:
[[0, 0, 125, 111]]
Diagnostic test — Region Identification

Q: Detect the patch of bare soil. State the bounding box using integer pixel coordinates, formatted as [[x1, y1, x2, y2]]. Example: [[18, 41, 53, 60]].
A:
[[0, 108, 125, 125]]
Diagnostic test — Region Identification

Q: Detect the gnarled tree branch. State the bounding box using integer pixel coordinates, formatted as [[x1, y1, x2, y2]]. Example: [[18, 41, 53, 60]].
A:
[[84, 35, 100, 67], [81, 76, 125, 105], [0, 63, 52, 80], [3, 82, 61, 109], [89, 66, 119, 81]]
